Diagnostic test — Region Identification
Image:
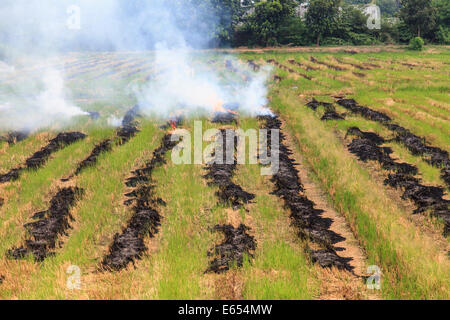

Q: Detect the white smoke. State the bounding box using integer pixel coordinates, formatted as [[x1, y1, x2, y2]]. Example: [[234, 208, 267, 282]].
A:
[[0, 0, 272, 132], [129, 2, 273, 118], [133, 48, 272, 118], [0, 68, 87, 132]]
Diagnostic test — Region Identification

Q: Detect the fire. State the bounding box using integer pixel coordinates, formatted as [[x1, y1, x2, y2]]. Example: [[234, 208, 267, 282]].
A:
[[212, 99, 238, 115], [168, 119, 177, 130], [213, 99, 225, 113]]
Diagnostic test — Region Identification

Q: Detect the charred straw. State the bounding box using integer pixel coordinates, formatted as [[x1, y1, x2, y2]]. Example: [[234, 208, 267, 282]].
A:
[[206, 224, 256, 274], [310, 56, 346, 71], [8, 187, 84, 261], [204, 129, 255, 209], [258, 115, 352, 271], [0, 132, 86, 184], [266, 59, 312, 80], [117, 105, 141, 145], [72, 105, 141, 178], [335, 98, 449, 188], [0, 131, 29, 145], [102, 134, 178, 271], [336, 98, 391, 122], [345, 127, 449, 236], [305, 99, 345, 121], [204, 129, 256, 273]]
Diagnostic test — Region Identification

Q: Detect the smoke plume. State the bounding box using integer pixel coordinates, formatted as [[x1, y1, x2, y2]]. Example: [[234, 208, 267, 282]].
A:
[[0, 0, 272, 132]]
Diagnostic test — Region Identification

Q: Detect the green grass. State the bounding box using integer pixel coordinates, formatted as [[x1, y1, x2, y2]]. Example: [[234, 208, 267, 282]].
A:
[[0, 47, 449, 300]]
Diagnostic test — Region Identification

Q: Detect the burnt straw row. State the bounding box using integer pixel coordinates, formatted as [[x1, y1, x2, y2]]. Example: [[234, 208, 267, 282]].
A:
[[8, 187, 84, 261], [259, 115, 352, 270], [345, 127, 449, 236], [5, 106, 142, 263], [306, 98, 345, 121], [69, 105, 141, 179], [206, 224, 256, 273], [204, 129, 255, 209], [102, 134, 178, 271], [0, 132, 86, 183], [336, 98, 449, 188], [204, 128, 256, 273], [266, 59, 312, 81]]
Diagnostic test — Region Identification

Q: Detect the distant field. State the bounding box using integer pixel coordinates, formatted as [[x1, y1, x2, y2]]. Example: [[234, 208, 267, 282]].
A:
[[0, 47, 448, 300]]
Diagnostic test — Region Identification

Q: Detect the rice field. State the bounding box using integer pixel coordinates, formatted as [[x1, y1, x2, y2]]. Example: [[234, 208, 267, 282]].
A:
[[0, 46, 449, 300]]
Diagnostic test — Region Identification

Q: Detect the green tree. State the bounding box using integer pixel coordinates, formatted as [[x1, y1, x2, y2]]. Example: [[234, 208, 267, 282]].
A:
[[306, 0, 340, 46], [432, 0, 450, 43], [400, 0, 436, 37], [245, 0, 297, 46]]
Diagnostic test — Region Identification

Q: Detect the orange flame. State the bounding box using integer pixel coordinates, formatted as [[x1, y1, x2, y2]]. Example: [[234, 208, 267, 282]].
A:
[[168, 120, 177, 130]]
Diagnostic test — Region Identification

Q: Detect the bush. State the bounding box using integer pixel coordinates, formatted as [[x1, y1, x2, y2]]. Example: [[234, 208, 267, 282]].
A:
[[348, 32, 379, 45], [408, 36, 424, 50]]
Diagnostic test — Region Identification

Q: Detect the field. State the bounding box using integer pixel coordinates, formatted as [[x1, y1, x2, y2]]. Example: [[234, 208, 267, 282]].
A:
[[0, 47, 449, 300]]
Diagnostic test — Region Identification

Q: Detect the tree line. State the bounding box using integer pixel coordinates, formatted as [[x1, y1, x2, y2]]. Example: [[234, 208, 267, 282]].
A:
[[211, 0, 449, 47]]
